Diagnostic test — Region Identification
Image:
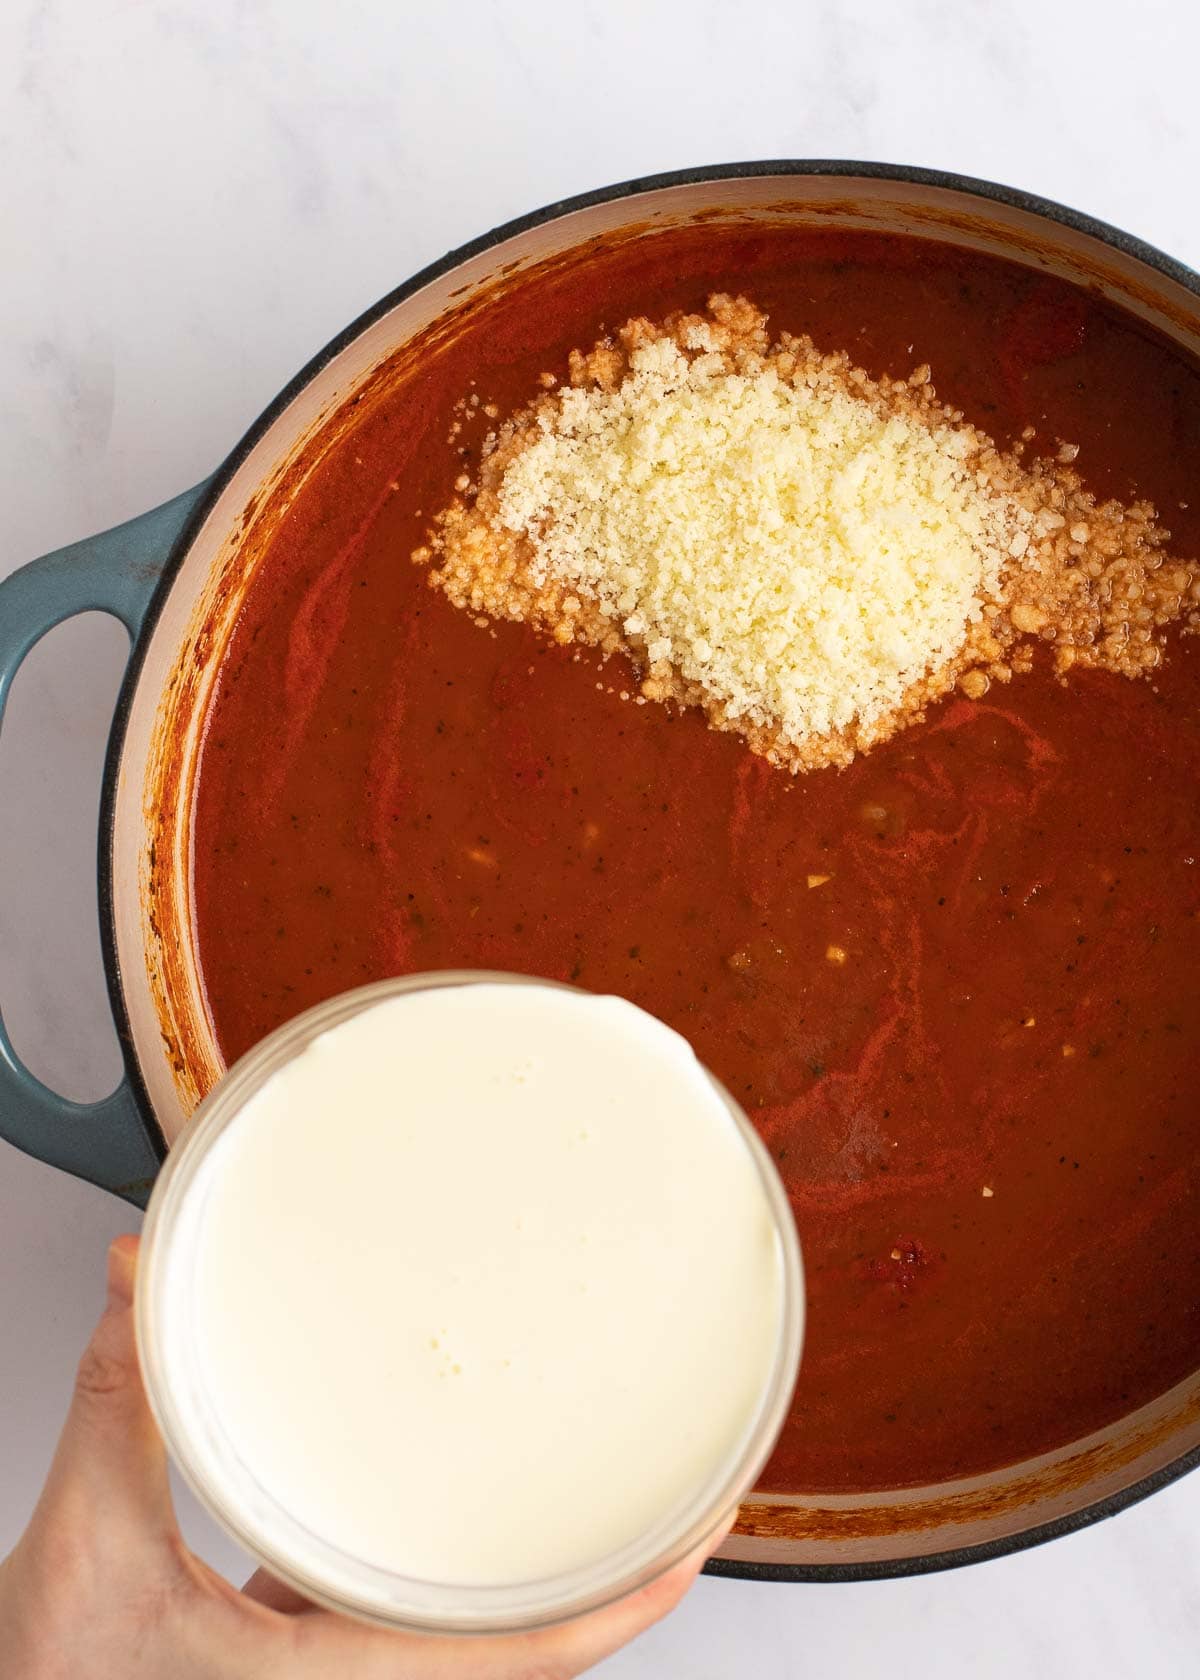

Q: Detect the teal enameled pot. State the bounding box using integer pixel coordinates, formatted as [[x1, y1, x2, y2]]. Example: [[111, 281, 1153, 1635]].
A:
[[2, 162, 1198, 1581]]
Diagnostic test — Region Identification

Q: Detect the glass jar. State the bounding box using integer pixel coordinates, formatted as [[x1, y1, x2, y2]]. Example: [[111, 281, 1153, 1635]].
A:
[[136, 971, 804, 1634]]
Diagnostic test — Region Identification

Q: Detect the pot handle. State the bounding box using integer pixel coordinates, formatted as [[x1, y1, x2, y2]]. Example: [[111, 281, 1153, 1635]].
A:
[[0, 482, 211, 1206]]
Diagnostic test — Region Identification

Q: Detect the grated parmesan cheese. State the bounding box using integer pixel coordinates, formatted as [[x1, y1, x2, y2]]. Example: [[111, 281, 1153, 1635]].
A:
[[417, 295, 1197, 772], [497, 338, 1013, 747]]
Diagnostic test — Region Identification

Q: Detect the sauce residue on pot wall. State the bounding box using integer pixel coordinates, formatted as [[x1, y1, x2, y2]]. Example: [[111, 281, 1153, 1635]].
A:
[[190, 224, 1200, 1496]]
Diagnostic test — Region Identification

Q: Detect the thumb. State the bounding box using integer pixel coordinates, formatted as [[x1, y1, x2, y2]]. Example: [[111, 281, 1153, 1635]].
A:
[[35, 1235, 175, 1535]]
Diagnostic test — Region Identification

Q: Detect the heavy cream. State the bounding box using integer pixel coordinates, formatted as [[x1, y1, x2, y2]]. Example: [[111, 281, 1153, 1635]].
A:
[[163, 982, 791, 1593]]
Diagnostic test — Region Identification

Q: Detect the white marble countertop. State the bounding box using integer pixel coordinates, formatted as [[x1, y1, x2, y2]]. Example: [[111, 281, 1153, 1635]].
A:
[[2, 1, 1198, 1673]]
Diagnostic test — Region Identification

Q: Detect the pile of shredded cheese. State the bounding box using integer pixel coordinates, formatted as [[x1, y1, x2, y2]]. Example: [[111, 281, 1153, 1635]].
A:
[[415, 295, 1198, 771]]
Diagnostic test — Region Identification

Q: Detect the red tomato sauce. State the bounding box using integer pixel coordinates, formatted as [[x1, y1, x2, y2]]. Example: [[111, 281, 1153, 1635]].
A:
[[192, 226, 1200, 1492]]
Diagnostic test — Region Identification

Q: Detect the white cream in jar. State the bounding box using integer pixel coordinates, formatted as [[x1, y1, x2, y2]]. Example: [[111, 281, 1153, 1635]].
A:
[[138, 977, 802, 1630]]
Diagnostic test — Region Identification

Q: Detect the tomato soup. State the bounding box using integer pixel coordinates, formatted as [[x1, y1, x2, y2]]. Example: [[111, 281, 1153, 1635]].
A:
[[191, 226, 1200, 1494]]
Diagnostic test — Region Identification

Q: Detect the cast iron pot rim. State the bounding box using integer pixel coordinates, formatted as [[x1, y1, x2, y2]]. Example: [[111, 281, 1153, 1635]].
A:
[[97, 157, 1200, 1584]]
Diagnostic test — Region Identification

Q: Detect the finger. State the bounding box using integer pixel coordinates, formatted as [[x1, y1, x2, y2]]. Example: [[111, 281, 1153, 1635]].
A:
[[518, 1505, 738, 1676], [242, 1566, 321, 1615], [34, 1235, 175, 1536]]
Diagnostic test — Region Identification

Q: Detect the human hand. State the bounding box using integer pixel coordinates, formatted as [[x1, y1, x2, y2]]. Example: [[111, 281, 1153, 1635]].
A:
[[0, 1236, 728, 1679]]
